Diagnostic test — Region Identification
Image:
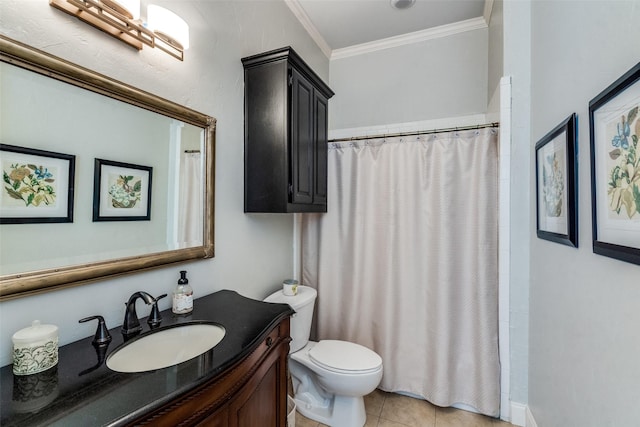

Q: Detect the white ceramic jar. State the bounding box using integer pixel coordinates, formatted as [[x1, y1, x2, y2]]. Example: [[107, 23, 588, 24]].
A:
[[283, 279, 299, 296], [12, 320, 59, 376]]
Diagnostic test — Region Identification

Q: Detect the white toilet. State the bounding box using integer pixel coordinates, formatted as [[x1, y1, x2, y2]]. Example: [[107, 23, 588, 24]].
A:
[[265, 286, 383, 427]]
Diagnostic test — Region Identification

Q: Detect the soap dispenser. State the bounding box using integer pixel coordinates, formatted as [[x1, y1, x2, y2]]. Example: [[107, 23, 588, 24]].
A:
[[172, 270, 193, 315]]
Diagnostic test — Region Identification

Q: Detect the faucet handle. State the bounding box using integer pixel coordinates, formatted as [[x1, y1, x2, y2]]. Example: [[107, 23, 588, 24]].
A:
[[79, 315, 112, 346], [147, 294, 168, 328]]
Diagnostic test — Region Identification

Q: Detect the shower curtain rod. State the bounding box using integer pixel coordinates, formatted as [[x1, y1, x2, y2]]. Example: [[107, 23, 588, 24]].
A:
[[328, 122, 499, 143]]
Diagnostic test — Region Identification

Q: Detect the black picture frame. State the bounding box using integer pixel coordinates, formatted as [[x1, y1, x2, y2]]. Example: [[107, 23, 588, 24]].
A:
[[93, 158, 152, 222], [535, 114, 578, 247], [0, 144, 75, 224], [589, 62, 640, 266]]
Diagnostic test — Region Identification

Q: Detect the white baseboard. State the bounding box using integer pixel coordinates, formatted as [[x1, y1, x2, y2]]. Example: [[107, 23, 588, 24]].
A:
[[526, 406, 539, 427], [509, 402, 538, 427], [510, 402, 527, 426]]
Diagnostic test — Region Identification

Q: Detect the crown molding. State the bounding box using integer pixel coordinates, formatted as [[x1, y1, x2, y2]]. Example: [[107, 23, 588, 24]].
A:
[[284, 0, 332, 58], [285, 0, 490, 61], [330, 16, 488, 61]]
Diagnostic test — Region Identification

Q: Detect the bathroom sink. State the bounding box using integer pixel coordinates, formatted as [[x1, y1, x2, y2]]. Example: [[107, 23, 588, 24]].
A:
[[106, 323, 226, 373]]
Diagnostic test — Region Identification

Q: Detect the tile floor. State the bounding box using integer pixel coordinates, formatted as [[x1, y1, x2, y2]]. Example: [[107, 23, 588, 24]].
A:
[[294, 389, 512, 427]]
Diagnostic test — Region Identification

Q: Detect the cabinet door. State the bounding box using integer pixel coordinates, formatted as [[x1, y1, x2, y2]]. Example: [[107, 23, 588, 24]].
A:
[[313, 90, 328, 207], [228, 342, 287, 427], [230, 362, 278, 427], [290, 67, 314, 205]]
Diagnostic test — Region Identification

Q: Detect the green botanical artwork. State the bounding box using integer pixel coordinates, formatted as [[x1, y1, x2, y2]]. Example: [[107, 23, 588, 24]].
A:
[[542, 152, 564, 217], [2, 162, 57, 207], [607, 105, 640, 219], [108, 174, 142, 208]]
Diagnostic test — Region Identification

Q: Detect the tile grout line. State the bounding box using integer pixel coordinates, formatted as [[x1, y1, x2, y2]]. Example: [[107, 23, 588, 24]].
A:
[[377, 392, 387, 426], [369, 392, 383, 427]]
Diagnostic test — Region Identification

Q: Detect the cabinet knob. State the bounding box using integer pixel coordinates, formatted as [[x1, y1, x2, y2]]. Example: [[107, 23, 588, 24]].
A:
[[266, 337, 273, 347]]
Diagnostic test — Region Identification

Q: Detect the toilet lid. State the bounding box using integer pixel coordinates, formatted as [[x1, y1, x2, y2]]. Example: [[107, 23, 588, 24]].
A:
[[309, 340, 382, 374]]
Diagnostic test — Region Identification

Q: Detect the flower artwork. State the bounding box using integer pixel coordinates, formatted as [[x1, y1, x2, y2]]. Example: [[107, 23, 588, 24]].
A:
[[535, 114, 577, 247], [606, 105, 640, 220], [542, 152, 564, 218], [2, 162, 58, 208], [0, 144, 75, 224], [93, 158, 152, 221], [536, 133, 569, 234], [108, 174, 142, 209], [589, 62, 640, 264]]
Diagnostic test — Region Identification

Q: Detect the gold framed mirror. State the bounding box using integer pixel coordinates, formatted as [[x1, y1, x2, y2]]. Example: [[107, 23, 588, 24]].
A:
[[0, 35, 215, 301]]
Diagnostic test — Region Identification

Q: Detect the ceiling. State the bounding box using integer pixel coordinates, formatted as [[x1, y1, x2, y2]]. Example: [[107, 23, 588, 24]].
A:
[[286, 0, 490, 58]]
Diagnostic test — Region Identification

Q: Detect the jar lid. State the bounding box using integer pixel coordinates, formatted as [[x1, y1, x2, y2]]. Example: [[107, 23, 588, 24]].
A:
[[12, 320, 58, 344]]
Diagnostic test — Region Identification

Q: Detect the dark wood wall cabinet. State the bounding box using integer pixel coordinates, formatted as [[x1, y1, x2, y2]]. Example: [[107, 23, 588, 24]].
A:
[[242, 47, 334, 213], [132, 317, 291, 427]]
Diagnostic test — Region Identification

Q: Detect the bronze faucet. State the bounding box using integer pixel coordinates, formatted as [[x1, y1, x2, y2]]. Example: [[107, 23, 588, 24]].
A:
[[121, 291, 155, 337]]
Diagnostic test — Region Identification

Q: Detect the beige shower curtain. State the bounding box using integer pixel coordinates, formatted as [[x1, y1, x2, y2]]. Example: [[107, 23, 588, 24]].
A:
[[301, 127, 500, 416], [178, 151, 203, 245]]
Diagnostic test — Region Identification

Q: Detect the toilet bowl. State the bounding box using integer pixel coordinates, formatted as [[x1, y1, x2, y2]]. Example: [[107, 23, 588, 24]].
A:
[[289, 340, 383, 426], [264, 286, 383, 427]]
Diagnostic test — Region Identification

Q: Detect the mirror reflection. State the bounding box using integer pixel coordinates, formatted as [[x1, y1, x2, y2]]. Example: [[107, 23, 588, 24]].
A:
[[0, 36, 215, 300]]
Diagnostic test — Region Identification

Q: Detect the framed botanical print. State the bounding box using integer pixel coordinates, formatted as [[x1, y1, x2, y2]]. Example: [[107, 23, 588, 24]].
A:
[[589, 61, 640, 265], [535, 114, 578, 247], [93, 158, 152, 222], [0, 144, 75, 224]]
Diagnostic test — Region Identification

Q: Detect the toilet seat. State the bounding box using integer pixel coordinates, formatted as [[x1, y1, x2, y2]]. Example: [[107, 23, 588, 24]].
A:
[[309, 340, 382, 375]]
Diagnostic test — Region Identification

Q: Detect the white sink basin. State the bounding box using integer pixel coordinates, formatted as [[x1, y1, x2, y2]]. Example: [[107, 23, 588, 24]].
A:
[[106, 323, 226, 373]]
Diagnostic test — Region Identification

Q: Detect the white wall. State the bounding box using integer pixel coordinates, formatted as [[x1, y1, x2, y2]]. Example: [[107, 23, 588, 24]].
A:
[[328, 28, 488, 130], [0, 0, 328, 367], [486, 0, 503, 122], [487, 0, 503, 103], [528, 1, 640, 426]]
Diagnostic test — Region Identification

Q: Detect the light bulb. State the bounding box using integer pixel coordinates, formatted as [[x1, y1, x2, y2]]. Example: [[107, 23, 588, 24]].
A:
[[147, 5, 190, 50], [118, 0, 140, 20]]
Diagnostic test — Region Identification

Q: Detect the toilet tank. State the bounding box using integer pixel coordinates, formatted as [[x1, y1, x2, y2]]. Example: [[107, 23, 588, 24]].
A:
[[264, 285, 317, 353]]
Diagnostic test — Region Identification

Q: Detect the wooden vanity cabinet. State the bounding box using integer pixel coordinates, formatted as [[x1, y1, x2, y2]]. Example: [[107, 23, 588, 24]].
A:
[[242, 47, 334, 213], [131, 317, 291, 427]]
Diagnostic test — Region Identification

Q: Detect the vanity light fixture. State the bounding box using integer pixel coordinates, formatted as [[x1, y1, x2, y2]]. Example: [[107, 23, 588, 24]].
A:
[[147, 5, 190, 55], [49, 0, 189, 61], [115, 0, 140, 19]]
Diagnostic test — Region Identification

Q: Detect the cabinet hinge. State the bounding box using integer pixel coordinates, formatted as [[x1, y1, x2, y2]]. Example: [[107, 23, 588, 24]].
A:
[[288, 73, 293, 86], [288, 184, 293, 195]]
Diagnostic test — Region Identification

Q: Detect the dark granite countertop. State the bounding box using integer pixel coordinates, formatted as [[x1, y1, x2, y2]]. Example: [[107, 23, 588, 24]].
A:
[[0, 290, 294, 426]]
